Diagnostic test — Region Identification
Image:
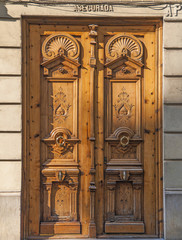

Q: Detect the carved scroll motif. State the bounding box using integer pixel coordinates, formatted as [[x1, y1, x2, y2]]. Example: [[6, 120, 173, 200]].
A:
[[42, 33, 80, 61], [105, 34, 143, 62]]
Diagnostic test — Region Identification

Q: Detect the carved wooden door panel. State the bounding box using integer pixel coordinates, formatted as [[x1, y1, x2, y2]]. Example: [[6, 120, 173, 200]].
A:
[[40, 32, 81, 234], [95, 26, 160, 236], [27, 26, 92, 237], [26, 20, 162, 239], [102, 31, 147, 234]]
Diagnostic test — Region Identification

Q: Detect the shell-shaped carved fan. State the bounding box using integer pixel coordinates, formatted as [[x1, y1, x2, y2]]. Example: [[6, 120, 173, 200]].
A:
[[42, 33, 80, 61], [105, 34, 143, 61]]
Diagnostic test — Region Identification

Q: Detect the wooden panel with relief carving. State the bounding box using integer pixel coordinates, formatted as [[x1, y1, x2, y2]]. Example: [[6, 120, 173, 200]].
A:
[[108, 81, 142, 165], [40, 32, 81, 234], [24, 20, 162, 239], [104, 33, 144, 233], [105, 35, 143, 167]]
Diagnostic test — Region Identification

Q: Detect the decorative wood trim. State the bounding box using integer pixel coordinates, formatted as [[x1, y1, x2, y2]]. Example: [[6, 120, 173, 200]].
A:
[[22, 16, 162, 26], [22, 17, 30, 240], [105, 167, 144, 224], [105, 222, 145, 233], [88, 24, 98, 238], [156, 21, 164, 238], [103, 25, 163, 236], [105, 127, 143, 154], [40, 222, 81, 234], [43, 127, 79, 156], [42, 33, 80, 61], [105, 34, 143, 63]]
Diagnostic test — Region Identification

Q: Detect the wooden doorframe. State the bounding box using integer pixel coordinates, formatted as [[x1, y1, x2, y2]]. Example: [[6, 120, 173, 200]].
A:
[[21, 17, 163, 239]]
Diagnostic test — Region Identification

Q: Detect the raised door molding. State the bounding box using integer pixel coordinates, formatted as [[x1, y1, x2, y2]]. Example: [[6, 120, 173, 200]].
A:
[[40, 32, 81, 235], [104, 33, 145, 233]]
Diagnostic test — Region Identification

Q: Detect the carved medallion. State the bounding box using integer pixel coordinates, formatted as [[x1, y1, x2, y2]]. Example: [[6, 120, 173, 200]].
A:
[[105, 34, 143, 62], [52, 87, 71, 124], [42, 33, 80, 61], [114, 87, 134, 123]]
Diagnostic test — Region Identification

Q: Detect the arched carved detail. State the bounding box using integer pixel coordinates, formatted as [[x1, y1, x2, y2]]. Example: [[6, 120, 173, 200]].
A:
[[106, 127, 142, 154], [105, 34, 143, 62], [42, 33, 80, 61], [43, 127, 79, 156], [110, 127, 135, 139]]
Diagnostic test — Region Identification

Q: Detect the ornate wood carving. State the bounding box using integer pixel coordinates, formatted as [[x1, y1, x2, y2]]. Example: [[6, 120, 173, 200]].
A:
[[43, 127, 79, 156], [116, 182, 133, 216], [104, 33, 145, 233], [41, 33, 80, 77], [40, 31, 81, 235], [105, 34, 143, 79], [88, 24, 98, 238], [114, 87, 134, 123], [105, 167, 143, 223], [106, 127, 142, 154], [52, 87, 71, 124], [42, 167, 79, 222], [25, 22, 162, 238], [51, 183, 77, 221], [42, 33, 80, 61], [105, 34, 143, 62]]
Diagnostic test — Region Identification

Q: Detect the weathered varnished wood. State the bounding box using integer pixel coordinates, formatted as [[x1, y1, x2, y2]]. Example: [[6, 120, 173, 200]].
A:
[[29, 25, 41, 235], [22, 18, 163, 239], [88, 24, 98, 238]]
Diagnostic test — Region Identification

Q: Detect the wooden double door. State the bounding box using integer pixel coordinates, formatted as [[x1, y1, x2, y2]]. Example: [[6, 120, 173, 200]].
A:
[[23, 18, 163, 239]]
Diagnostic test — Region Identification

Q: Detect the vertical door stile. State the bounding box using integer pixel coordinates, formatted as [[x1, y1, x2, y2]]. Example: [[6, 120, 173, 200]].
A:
[[88, 24, 98, 238]]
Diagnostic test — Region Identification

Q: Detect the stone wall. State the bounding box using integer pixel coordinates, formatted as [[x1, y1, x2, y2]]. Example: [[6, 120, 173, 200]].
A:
[[0, 2, 182, 239], [164, 19, 182, 240]]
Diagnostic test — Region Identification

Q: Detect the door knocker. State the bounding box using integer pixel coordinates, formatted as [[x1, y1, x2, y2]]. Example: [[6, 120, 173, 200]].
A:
[[120, 135, 130, 147], [56, 135, 66, 147]]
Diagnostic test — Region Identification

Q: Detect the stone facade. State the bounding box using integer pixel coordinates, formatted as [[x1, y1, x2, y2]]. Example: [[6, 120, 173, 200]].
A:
[[0, 1, 182, 240]]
